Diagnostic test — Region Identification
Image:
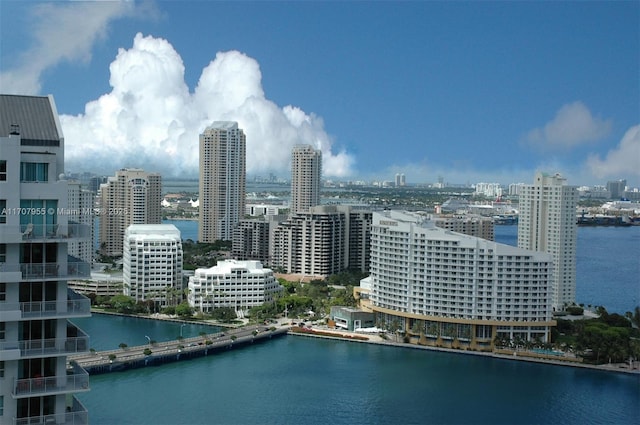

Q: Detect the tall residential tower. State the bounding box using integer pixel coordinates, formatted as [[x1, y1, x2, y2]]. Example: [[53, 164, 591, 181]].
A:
[[517, 172, 578, 311], [198, 122, 246, 242], [0, 94, 92, 424], [97, 168, 162, 256], [290, 145, 321, 214]]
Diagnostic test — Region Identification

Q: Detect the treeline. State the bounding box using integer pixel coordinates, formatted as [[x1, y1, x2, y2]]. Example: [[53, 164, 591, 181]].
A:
[[555, 307, 640, 364]]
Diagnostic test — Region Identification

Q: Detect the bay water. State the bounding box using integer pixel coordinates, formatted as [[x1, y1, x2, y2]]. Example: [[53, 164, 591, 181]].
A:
[[75, 223, 640, 424]]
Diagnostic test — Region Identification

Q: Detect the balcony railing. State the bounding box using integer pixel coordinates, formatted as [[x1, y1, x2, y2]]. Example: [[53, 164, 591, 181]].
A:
[[13, 395, 88, 425], [0, 261, 91, 281], [0, 222, 91, 242], [0, 291, 90, 320], [16, 326, 90, 358], [20, 292, 91, 319], [12, 362, 89, 398]]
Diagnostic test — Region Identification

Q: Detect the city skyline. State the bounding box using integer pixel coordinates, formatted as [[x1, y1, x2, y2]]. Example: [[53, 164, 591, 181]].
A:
[[1, 1, 638, 186]]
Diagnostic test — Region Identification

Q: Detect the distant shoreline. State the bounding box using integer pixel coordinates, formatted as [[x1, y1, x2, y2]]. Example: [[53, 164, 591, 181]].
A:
[[88, 310, 639, 376], [287, 328, 640, 376]]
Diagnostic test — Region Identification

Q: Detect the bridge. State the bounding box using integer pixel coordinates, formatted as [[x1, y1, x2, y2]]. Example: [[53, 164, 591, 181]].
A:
[[69, 325, 288, 374]]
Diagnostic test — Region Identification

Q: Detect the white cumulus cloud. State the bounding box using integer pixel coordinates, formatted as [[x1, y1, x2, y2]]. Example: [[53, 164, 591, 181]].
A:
[[61, 33, 354, 178], [525, 101, 612, 150], [0, 1, 140, 94], [586, 125, 640, 180]]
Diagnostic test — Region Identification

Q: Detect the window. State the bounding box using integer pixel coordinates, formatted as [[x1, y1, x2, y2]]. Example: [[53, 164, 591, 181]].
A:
[[0, 395, 3, 416], [0, 283, 5, 302], [0, 244, 5, 263], [0, 160, 6, 181], [20, 162, 48, 182], [0, 200, 5, 223], [0, 361, 4, 378], [0, 322, 4, 340]]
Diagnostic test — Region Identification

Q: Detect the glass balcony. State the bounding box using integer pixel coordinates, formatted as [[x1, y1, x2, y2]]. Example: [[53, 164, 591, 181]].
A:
[[0, 222, 91, 243], [13, 395, 88, 425], [12, 362, 89, 398], [19, 291, 91, 319], [0, 260, 91, 281], [17, 325, 89, 359]]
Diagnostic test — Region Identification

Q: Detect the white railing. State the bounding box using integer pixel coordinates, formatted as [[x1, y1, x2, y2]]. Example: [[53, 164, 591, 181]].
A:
[[13, 396, 88, 425], [12, 363, 89, 397], [0, 262, 91, 280], [0, 222, 91, 241]]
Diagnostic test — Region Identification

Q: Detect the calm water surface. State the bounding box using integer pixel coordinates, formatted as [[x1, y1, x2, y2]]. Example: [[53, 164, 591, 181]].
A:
[[77, 329, 639, 425], [75, 225, 640, 424]]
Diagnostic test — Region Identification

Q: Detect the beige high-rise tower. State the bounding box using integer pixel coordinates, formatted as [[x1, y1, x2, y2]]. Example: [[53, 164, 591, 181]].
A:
[[290, 145, 322, 214], [198, 122, 246, 242], [98, 168, 162, 256], [517, 172, 578, 312]]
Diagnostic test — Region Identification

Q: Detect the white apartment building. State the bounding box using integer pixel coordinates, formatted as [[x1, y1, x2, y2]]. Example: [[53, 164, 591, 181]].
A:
[[474, 182, 503, 198], [290, 145, 321, 214], [357, 211, 554, 350], [187, 260, 283, 316], [98, 168, 162, 256], [0, 94, 92, 424], [245, 204, 284, 217], [518, 172, 578, 312], [122, 224, 183, 306], [199, 122, 246, 242]]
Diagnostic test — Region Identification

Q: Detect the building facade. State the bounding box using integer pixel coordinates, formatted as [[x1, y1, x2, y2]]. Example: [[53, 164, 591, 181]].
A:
[[97, 168, 162, 256], [67, 181, 94, 264], [198, 122, 246, 242], [0, 94, 92, 424], [290, 145, 321, 214], [517, 172, 578, 311], [122, 224, 183, 306], [432, 214, 494, 241], [187, 260, 283, 316], [271, 205, 372, 276], [231, 219, 272, 264], [357, 211, 554, 351]]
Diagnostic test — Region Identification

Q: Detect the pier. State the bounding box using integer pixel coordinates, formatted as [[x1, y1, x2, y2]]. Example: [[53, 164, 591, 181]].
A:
[[69, 325, 288, 374]]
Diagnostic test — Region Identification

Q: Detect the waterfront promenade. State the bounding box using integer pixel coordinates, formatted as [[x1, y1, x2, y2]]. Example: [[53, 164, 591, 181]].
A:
[[285, 321, 640, 375]]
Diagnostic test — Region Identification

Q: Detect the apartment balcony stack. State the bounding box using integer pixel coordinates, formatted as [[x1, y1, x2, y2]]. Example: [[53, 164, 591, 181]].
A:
[[0, 95, 91, 425]]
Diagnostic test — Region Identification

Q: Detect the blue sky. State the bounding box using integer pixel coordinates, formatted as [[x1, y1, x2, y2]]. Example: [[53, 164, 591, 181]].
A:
[[1, 1, 638, 187]]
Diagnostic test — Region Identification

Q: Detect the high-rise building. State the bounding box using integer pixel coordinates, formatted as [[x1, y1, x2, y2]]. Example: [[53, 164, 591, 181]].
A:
[[395, 173, 406, 187], [123, 224, 183, 307], [357, 210, 554, 350], [606, 179, 627, 200], [0, 94, 92, 423], [518, 172, 578, 311], [67, 181, 95, 264], [198, 122, 246, 242], [272, 205, 372, 276], [97, 168, 162, 256], [290, 145, 321, 214]]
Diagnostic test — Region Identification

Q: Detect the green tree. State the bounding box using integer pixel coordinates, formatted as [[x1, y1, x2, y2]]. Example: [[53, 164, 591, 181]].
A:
[[175, 302, 194, 318], [210, 307, 237, 322], [109, 295, 136, 314]]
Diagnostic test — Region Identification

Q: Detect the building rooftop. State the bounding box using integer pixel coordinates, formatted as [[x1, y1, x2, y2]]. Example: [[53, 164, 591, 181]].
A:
[[0, 94, 62, 142]]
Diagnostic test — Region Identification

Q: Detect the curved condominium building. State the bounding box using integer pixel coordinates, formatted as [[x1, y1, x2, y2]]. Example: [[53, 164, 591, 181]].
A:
[[358, 210, 555, 350]]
